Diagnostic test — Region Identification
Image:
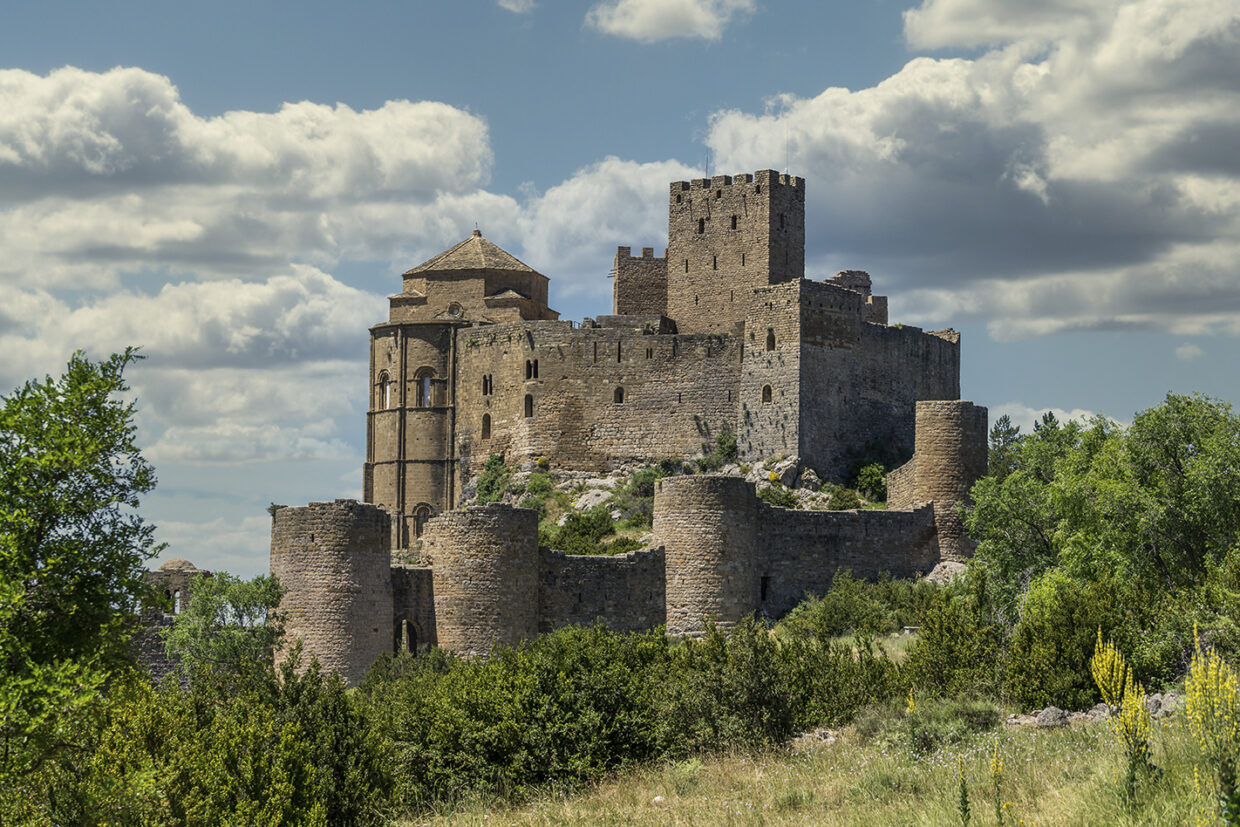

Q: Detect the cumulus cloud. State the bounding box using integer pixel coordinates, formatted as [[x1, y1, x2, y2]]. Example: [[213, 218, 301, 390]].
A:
[[498, 0, 536, 12], [0, 66, 515, 288], [706, 0, 1240, 339], [517, 156, 699, 303], [585, 0, 754, 42]]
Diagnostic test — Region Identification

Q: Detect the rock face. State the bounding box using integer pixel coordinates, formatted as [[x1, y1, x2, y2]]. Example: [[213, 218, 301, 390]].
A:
[[1035, 707, 1070, 728]]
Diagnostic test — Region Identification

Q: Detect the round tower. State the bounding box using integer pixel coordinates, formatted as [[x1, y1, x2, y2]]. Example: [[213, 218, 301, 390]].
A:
[[269, 499, 392, 685], [912, 400, 989, 561], [653, 474, 759, 637], [422, 503, 539, 656]]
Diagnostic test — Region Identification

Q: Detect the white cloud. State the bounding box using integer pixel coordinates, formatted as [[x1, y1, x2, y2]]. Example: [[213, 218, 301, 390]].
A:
[[1176, 342, 1205, 360], [990, 401, 1120, 434], [498, 0, 536, 12], [585, 0, 754, 42], [152, 514, 274, 578], [0, 66, 512, 288], [517, 156, 698, 303], [705, 0, 1240, 338]]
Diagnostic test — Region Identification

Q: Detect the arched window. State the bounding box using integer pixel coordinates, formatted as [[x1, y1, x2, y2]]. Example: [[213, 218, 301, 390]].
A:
[[525, 360, 533, 380], [415, 369, 435, 407], [413, 504, 433, 538], [172, 589, 181, 614], [524, 394, 534, 418], [614, 387, 624, 404], [532, 359, 539, 379], [762, 385, 773, 404], [376, 371, 391, 409], [766, 330, 776, 352], [481, 413, 491, 439]]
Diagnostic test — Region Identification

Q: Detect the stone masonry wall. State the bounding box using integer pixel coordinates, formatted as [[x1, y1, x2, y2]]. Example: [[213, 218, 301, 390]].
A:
[[613, 246, 668, 316], [666, 171, 805, 335], [538, 547, 666, 633], [269, 499, 392, 685], [391, 565, 436, 651], [422, 503, 539, 657], [758, 503, 940, 617], [453, 320, 739, 478], [654, 475, 759, 637]]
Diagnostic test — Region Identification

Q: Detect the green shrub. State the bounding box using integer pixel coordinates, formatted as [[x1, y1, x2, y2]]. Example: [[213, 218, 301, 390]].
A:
[[906, 697, 1000, 755], [903, 588, 1003, 699], [540, 506, 632, 555], [475, 453, 511, 504], [778, 571, 896, 638], [697, 427, 738, 472], [855, 462, 887, 501], [828, 487, 863, 510], [757, 483, 798, 509]]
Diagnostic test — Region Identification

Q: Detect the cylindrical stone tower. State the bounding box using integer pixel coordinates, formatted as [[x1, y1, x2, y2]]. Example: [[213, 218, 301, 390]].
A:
[[653, 475, 759, 637], [422, 503, 539, 657], [912, 400, 988, 561], [270, 499, 392, 685]]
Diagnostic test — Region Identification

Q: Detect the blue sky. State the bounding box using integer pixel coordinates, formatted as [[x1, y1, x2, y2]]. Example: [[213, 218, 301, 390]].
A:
[[3, 0, 1239, 576]]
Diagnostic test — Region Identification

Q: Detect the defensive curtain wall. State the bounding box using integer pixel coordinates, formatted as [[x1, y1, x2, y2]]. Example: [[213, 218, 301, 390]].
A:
[[269, 399, 984, 677]]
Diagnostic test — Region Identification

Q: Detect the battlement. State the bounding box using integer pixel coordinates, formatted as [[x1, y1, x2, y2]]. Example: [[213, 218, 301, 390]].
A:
[[670, 169, 804, 193]]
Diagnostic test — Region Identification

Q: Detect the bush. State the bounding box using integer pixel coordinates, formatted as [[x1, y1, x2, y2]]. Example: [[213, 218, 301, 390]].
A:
[[475, 453, 511, 504], [903, 587, 1003, 699], [778, 571, 896, 638], [757, 482, 798, 509], [828, 487, 863, 510], [697, 427, 738, 472], [540, 506, 639, 555], [855, 462, 887, 501], [906, 697, 1001, 755]]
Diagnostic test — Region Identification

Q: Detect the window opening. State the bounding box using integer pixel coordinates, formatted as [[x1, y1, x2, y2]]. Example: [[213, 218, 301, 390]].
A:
[[413, 504, 433, 538], [779, 213, 785, 229], [646, 347, 653, 359], [766, 330, 776, 352], [731, 215, 737, 230], [676, 194, 682, 203], [716, 189, 722, 199], [593, 342, 598, 363], [525, 360, 532, 380], [524, 394, 534, 418], [684, 259, 689, 273], [755, 184, 761, 193], [481, 413, 491, 439], [697, 218, 705, 234], [533, 359, 539, 378], [762, 385, 773, 404], [377, 371, 391, 409], [760, 576, 770, 602], [713, 255, 717, 270], [616, 342, 621, 363], [614, 387, 624, 404], [415, 369, 435, 407], [172, 589, 181, 614], [741, 252, 745, 267]]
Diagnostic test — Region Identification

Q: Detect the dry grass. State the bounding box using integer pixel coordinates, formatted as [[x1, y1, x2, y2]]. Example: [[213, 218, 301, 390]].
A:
[[408, 717, 1208, 826]]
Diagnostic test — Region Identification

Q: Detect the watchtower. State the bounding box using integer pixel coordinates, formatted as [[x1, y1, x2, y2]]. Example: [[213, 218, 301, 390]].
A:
[[665, 170, 805, 335]]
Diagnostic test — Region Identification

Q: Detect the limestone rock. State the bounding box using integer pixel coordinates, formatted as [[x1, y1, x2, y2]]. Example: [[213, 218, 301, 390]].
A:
[[770, 456, 800, 487], [798, 468, 822, 491], [574, 488, 612, 510], [1035, 707, 1069, 728]]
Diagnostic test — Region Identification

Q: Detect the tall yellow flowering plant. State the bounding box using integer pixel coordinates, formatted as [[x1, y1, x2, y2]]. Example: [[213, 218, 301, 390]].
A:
[[1090, 630, 1154, 803], [1186, 623, 1240, 822]]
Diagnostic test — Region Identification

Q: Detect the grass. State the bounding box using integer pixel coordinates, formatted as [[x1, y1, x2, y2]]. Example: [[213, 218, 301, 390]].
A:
[[409, 716, 1207, 826]]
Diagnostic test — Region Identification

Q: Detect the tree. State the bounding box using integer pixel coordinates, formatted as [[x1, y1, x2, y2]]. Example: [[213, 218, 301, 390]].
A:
[[0, 349, 159, 781], [987, 414, 1021, 482], [163, 572, 285, 678]]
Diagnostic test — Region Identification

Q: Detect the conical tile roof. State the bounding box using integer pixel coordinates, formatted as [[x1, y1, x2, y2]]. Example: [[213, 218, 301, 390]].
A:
[[403, 229, 538, 276]]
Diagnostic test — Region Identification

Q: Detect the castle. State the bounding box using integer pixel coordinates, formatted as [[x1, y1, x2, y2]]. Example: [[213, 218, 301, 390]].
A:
[[265, 170, 988, 684]]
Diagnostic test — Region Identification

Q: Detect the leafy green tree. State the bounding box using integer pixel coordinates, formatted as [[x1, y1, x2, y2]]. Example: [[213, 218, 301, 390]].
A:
[[987, 414, 1021, 482], [164, 572, 285, 678], [475, 453, 511, 504], [855, 462, 887, 501], [0, 349, 159, 785]]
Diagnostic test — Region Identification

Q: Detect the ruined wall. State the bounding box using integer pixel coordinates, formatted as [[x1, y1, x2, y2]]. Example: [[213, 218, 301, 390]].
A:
[[422, 503, 539, 656], [758, 503, 940, 617], [654, 475, 759, 636], [666, 171, 805, 335], [453, 320, 739, 479], [391, 565, 436, 652], [537, 547, 666, 633], [901, 400, 988, 560], [613, 246, 668, 316], [269, 500, 392, 685]]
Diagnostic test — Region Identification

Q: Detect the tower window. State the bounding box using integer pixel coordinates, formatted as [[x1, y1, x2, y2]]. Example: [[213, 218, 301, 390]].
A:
[[617, 342, 622, 362], [413, 504, 433, 538], [172, 589, 181, 614], [676, 194, 682, 203], [593, 342, 598, 363], [684, 259, 689, 273], [731, 215, 737, 230], [762, 385, 773, 404], [760, 575, 770, 602], [376, 371, 392, 409], [481, 413, 491, 439], [766, 330, 776, 352], [713, 255, 717, 271], [525, 360, 532, 380], [741, 252, 745, 267], [414, 368, 435, 407], [614, 387, 624, 404], [779, 213, 785, 229], [755, 184, 761, 194], [715, 189, 722, 199], [646, 347, 653, 359], [533, 359, 539, 378], [524, 394, 534, 418], [697, 218, 705, 234]]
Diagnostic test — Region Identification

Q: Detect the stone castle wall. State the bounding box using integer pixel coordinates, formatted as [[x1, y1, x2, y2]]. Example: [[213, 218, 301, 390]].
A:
[[613, 246, 668, 316], [392, 565, 436, 652], [421, 503, 540, 657], [538, 547, 666, 633], [453, 320, 739, 476], [269, 500, 392, 685], [666, 171, 805, 335]]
